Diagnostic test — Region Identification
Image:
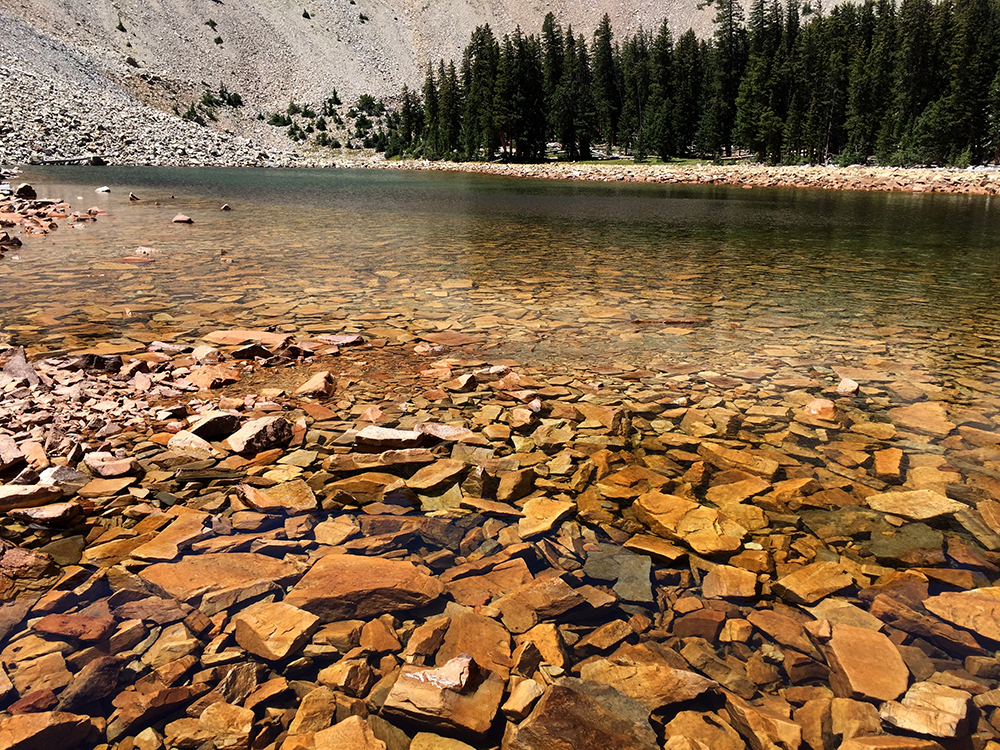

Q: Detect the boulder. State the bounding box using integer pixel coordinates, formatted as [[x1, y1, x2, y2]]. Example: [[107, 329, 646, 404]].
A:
[[225, 416, 292, 454]]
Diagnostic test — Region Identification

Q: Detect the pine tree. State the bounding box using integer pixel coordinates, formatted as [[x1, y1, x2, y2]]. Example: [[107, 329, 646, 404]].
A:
[[515, 32, 547, 160], [592, 14, 620, 151], [843, 0, 896, 161], [941, 0, 997, 163], [421, 62, 440, 158], [672, 30, 704, 155], [619, 28, 653, 155], [460, 24, 500, 160], [882, 0, 939, 161], [541, 13, 564, 141], [643, 20, 676, 160], [699, 0, 748, 156], [437, 60, 461, 157]]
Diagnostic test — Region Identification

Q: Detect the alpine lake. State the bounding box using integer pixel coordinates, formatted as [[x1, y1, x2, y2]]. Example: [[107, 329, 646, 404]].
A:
[[3, 165, 1000, 747]]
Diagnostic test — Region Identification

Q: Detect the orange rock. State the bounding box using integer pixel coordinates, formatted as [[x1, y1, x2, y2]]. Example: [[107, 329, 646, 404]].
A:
[[825, 624, 909, 702]]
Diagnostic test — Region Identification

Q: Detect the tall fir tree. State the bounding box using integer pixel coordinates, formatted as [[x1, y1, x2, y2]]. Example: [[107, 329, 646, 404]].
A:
[[671, 29, 704, 155], [421, 62, 440, 158], [644, 20, 676, 160], [541, 13, 564, 141], [460, 25, 500, 159], [699, 0, 748, 156], [591, 14, 620, 150]]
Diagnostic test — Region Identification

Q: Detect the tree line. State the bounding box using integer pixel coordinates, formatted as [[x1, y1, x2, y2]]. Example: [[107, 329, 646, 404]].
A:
[[377, 0, 1000, 166]]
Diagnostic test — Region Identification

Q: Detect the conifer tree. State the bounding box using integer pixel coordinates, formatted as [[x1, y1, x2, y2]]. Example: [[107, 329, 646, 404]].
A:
[[421, 62, 440, 158], [699, 0, 748, 156], [541, 13, 565, 141], [592, 14, 620, 151], [671, 29, 704, 155], [460, 25, 500, 159]]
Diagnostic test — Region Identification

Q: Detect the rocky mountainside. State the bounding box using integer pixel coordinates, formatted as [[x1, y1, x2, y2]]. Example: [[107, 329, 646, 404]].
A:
[[0, 0, 718, 166]]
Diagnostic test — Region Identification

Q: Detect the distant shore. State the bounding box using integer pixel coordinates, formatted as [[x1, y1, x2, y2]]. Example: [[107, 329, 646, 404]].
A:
[[347, 157, 1000, 195]]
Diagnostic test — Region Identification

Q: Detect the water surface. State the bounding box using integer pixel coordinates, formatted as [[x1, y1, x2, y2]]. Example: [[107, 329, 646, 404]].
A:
[[4, 166, 999, 389]]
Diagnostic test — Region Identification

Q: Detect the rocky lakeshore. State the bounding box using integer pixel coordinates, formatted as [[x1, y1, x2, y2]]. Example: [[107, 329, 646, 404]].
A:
[[359, 159, 1000, 196], [1, 302, 1000, 750]]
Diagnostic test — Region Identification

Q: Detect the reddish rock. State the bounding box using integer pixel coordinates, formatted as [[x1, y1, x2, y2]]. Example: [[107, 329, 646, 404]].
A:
[[383, 658, 505, 736], [578, 658, 716, 711], [839, 739, 944, 750], [285, 554, 444, 621], [673, 609, 727, 641], [313, 715, 387, 749], [31, 612, 115, 642], [233, 601, 320, 661], [879, 681, 971, 738], [505, 682, 659, 750], [0, 711, 96, 750], [139, 553, 299, 615], [922, 588, 1000, 643], [773, 561, 853, 604], [702, 565, 758, 599], [237, 480, 317, 514], [803, 399, 837, 421], [888, 402, 955, 438], [295, 370, 336, 398], [825, 624, 909, 702], [8, 690, 57, 715]]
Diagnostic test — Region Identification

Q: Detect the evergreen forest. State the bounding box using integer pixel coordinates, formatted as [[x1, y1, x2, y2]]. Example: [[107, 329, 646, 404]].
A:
[[375, 0, 1000, 166]]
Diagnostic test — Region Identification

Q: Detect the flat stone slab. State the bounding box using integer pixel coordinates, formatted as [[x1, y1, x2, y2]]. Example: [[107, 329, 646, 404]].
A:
[[0, 485, 63, 511], [285, 554, 444, 621], [131, 507, 211, 561], [826, 623, 909, 702], [76, 477, 135, 498], [203, 329, 293, 348], [139, 553, 300, 615], [383, 660, 504, 736], [355, 426, 423, 450], [880, 681, 972, 738], [772, 561, 853, 604], [866, 489, 965, 520], [578, 659, 716, 711], [506, 681, 658, 750], [237, 480, 317, 514], [888, 402, 956, 437], [923, 588, 1000, 643]]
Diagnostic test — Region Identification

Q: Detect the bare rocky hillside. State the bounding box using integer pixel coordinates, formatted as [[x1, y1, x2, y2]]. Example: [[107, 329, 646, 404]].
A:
[[0, 0, 718, 165]]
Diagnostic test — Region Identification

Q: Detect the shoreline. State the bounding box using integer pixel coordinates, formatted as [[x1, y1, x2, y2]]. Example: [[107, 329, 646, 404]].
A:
[[14, 154, 1000, 195], [348, 158, 1000, 195]]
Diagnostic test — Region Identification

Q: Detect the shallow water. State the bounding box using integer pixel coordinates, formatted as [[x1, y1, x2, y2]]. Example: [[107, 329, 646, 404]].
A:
[[4, 166, 1000, 388]]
